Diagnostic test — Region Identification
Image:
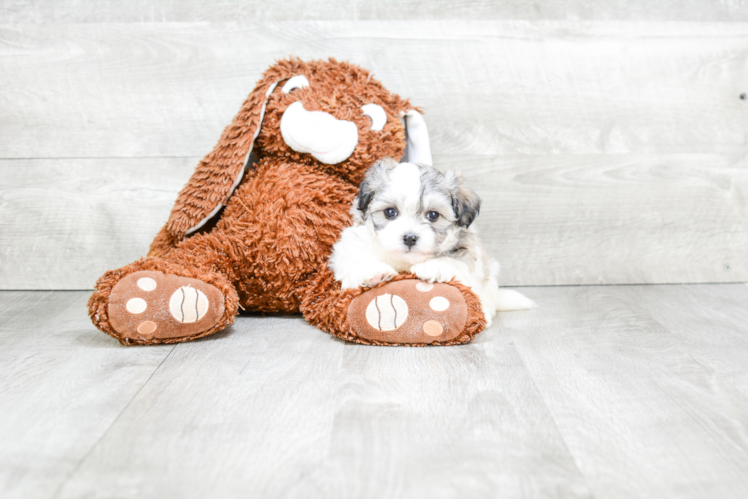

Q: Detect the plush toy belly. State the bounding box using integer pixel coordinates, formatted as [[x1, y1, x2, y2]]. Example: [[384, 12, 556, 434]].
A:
[[213, 159, 358, 312]]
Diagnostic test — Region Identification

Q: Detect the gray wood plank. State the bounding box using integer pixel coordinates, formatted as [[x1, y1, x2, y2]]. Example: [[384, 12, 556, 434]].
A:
[[454, 154, 748, 287], [288, 337, 590, 497], [0, 158, 185, 290], [56, 312, 590, 497], [0, 291, 173, 497], [636, 284, 748, 399], [1, 21, 746, 159], [2, 153, 745, 289], [4, 286, 748, 497], [57, 316, 349, 498], [501, 285, 748, 497], [3, 0, 748, 23]]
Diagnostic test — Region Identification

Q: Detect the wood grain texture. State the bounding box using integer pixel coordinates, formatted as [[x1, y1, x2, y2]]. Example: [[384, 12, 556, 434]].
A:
[[2, 153, 745, 289], [3, 0, 748, 23], [454, 153, 748, 286], [636, 285, 748, 399], [501, 284, 748, 498], [0, 158, 185, 290], [0, 291, 173, 498], [2, 11, 746, 289], [55, 301, 589, 497], [1, 21, 746, 159], [4, 286, 748, 497]]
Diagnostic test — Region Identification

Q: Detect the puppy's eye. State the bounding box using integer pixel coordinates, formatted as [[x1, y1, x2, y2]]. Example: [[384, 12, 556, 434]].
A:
[[362, 103, 386, 131], [384, 207, 399, 220], [282, 75, 310, 94], [426, 211, 440, 222]]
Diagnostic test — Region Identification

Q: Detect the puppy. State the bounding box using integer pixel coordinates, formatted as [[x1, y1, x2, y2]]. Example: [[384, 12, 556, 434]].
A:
[[330, 157, 535, 326]]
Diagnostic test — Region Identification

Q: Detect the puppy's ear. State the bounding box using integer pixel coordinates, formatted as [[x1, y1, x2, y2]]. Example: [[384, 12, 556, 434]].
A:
[[447, 172, 481, 228], [356, 178, 376, 216], [356, 157, 398, 218]]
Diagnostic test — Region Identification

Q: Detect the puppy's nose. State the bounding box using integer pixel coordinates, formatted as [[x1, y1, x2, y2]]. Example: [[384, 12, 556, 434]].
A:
[[403, 233, 418, 248]]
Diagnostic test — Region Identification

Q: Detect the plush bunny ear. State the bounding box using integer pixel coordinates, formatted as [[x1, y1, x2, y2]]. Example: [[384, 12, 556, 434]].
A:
[[400, 110, 432, 166], [163, 79, 280, 239]]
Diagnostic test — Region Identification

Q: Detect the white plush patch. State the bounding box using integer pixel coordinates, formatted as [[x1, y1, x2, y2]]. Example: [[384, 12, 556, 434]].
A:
[[282, 75, 309, 94], [362, 103, 386, 131], [137, 277, 157, 291], [169, 286, 209, 323], [401, 110, 433, 166], [126, 298, 147, 314], [280, 101, 358, 164], [365, 293, 408, 331], [429, 296, 450, 311]]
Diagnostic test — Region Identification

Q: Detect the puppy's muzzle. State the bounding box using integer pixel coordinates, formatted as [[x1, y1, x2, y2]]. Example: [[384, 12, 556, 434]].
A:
[[280, 101, 358, 165], [403, 233, 418, 249]]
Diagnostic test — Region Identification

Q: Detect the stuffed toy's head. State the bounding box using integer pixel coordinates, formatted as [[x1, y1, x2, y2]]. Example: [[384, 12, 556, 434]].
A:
[[177, 57, 433, 237], [244, 58, 432, 185]]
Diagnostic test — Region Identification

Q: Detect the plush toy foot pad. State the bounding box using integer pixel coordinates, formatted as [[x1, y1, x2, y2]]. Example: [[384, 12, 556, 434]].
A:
[[108, 270, 225, 342], [348, 279, 468, 344]]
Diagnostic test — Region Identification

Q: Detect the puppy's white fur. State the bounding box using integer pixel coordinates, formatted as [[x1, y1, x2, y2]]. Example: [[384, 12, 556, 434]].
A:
[[330, 158, 535, 325]]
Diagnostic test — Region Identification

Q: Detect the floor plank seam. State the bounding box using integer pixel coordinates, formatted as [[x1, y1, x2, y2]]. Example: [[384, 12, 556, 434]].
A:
[[505, 334, 597, 498], [51, 344, 177, 497]]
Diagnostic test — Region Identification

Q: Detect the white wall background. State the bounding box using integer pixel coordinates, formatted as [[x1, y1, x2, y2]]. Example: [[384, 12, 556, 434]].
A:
[[1, 0, 747, 289]]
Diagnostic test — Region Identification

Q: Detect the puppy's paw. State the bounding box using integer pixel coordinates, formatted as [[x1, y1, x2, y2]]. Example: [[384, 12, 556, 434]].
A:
[[410, 260, 463, 284], [339, 263, 398, 290], [362, 264, 398, 288]]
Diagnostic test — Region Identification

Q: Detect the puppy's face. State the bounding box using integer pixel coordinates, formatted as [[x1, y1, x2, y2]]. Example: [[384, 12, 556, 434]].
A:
[[355, 158, 481, 265]]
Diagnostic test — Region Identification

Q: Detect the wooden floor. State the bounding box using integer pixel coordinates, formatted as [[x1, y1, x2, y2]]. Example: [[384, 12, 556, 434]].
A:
[[2, 285, 748, 498]]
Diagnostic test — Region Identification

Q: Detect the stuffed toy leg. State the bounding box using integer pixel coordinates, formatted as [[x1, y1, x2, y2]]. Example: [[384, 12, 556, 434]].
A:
[[88, 58, 487, 346]]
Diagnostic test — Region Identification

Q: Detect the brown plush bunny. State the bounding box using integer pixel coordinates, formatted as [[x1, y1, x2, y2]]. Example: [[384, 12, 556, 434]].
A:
[[88, 58, 487, 346]]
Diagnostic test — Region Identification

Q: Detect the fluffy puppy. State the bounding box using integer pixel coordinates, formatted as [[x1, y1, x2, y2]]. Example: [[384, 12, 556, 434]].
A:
[[330, 157, 535, 325]]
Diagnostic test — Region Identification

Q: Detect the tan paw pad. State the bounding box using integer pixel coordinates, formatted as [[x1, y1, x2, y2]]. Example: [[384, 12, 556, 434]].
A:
[[137, 321, 157, 336], [348, 279, 468, 344], [108, 270, 225, 342], [423, 320, 443, 336]]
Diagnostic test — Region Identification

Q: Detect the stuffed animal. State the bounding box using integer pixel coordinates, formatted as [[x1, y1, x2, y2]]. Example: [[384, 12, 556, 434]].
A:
[[88, 58, 487, 346]]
